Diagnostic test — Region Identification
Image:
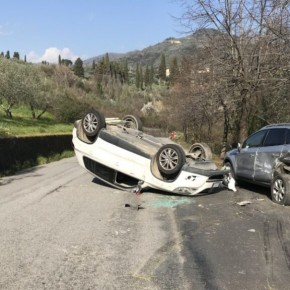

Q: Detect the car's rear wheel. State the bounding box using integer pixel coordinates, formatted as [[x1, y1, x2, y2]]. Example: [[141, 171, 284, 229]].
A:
[[271, 173, 290, 206], [122, 115, 142, 131], [189, 143, 212, 160], [156, 144, 186, 176], [82, 109, 106, 137]]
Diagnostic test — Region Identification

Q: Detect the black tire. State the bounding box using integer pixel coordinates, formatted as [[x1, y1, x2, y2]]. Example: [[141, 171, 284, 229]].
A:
[[156, 144, 186, 176], [271, 173, 290, 206], [82, 109, 106, 137], [189, 143, 212, 160], [224, 161, 242, 186], [122, 115, 143, 131], [224, 161, 236, 179]]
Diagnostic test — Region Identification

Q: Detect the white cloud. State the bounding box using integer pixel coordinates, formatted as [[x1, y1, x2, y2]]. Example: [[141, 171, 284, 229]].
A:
[[27, 47, 78, 63], [26, 51, 40, 63]]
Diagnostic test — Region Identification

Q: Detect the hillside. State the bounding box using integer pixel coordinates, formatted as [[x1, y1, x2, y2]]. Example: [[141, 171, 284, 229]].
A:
[[84, 29, 215, 68]]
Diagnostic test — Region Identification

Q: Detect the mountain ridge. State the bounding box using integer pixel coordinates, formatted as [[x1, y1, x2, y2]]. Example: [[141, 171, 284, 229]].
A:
[[83, 29, 215, 68]]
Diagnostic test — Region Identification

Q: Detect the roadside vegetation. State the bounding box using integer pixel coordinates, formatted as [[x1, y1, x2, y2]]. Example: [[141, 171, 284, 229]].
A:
[[0, 106, 72, 136], [2, 0, 290, 160]]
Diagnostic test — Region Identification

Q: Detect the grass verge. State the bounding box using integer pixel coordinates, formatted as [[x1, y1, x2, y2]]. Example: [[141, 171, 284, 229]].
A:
[[0, 150, 75, 177], [0, 106, 72, 137]]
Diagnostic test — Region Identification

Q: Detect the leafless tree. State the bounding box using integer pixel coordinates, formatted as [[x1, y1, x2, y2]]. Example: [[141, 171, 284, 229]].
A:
[[175, 0, 290, 150], [169, 53, 219, 144]]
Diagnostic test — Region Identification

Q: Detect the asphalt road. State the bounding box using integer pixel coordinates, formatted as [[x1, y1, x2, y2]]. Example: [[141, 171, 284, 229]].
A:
[[0, 157, 290, 290]]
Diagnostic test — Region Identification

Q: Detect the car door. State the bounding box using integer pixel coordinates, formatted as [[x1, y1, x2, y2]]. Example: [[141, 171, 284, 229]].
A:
[[254, 128, 286, 184], [236, 129, 268, 181]]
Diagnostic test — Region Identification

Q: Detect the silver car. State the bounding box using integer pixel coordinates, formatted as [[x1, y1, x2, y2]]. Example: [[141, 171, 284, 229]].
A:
[[224, 124, 290, 205]]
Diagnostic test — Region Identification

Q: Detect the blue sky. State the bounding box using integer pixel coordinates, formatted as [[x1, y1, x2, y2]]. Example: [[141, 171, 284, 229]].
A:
[[0, 0, 186, 63]]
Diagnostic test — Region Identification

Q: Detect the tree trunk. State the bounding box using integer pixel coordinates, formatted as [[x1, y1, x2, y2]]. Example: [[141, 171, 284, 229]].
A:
[[30, 103, 36, 119], [5, 109, 13, 118], [220, 101, 229, 160], [36, 106, 48, 119], [3, 103, 14, 118], [183, 122, 189, 142], [238, 89, 249, 143]]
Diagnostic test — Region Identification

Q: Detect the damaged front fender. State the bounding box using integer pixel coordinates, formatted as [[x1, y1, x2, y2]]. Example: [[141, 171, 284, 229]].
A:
[[273, 152, 290, 176]]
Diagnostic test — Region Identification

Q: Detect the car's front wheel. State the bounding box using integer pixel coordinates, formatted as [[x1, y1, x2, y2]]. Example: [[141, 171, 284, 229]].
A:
[[82, 109, 106, 137], [224, 161, 235, 179], [271, 173, 290, 206], [156, 144, 186, 177]]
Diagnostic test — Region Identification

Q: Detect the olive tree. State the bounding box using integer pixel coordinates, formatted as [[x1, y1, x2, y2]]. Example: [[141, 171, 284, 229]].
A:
[[0, 58, 31, 118], [22, 65, 49, 119], [0, 58, 51, 119]]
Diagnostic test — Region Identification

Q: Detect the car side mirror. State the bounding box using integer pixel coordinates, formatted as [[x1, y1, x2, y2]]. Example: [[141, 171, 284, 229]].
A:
[[231, 142, 238, 149], [237, 143, 241, 152]]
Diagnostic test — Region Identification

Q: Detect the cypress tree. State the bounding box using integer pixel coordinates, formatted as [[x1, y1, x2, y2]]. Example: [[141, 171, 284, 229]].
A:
[[98, 59, 105, 75], [139, 66, 144, 90], [73, 57, 84, 78], [104, 53, 110, 73], [123, 60, 129, 83], [150, 64, 154, 85], [158, 53, 166, 81], [5, 50, 10, 59], [13, 52, 20, 60], [145, 65, 150, 87], [169, 56, 179, 85], [135, 64, 140, 89], [92, 60, 96, 70]]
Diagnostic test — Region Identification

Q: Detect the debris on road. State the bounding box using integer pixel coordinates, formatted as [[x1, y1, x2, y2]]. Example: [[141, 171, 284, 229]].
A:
[[237, 200, 252, 206], [124, 203, 144, 210]]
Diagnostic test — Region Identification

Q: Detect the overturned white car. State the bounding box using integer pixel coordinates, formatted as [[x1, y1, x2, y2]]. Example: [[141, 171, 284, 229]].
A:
[[72, 110, 235, 195]]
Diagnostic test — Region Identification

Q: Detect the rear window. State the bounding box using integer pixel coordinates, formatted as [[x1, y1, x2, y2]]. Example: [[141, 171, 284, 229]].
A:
[[263, 128, 286, 146]]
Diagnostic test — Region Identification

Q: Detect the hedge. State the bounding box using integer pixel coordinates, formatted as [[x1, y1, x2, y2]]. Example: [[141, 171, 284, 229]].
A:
[[0, 134, 73, 174]]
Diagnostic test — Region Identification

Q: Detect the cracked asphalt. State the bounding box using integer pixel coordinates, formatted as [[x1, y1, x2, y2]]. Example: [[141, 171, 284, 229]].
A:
[[0, 157, 290, 290]]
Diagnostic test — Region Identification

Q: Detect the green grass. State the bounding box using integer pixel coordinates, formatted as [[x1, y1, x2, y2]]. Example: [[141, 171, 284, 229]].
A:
[[0, 106, 73, 137]]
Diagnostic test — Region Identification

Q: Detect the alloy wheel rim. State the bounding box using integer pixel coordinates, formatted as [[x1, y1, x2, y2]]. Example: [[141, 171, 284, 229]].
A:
[[159, 148, 178, 170], [84, 113, 98, 133], [273, 178, 285, 202]]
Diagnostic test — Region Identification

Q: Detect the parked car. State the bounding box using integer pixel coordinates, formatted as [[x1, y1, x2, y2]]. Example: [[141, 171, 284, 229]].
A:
[[224, 124, 290, 205], [72, 109, 236, 195]]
